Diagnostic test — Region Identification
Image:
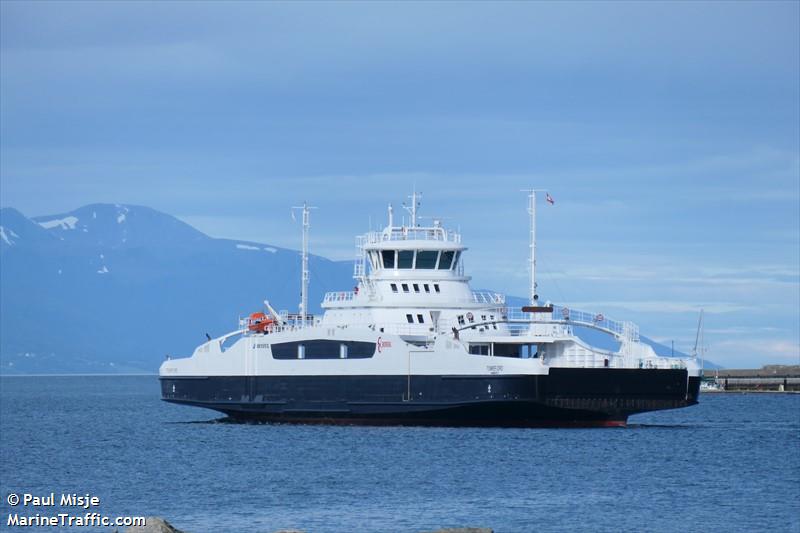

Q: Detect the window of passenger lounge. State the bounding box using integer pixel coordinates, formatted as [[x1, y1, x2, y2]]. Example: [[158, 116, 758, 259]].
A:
[[468, 344, 490, 356], [271, 340, 375, 359]]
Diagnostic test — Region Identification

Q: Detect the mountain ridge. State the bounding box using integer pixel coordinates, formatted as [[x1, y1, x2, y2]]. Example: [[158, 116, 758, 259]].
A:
[[1, 203, 352, 374]]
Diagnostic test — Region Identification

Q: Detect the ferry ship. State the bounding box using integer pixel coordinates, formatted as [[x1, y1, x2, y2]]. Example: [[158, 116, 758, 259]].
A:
[[160, 192, 701, 427]]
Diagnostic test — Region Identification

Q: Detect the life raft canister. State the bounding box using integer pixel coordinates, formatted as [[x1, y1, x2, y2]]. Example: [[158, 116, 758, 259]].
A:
[[248, 312, 275, 333]]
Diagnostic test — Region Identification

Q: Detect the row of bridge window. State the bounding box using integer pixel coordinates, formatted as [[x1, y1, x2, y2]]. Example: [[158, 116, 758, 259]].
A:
[[372, 250, 461, 270]]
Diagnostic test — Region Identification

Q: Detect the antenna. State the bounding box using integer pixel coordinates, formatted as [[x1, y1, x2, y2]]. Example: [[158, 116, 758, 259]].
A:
[[291, 202, 317, 322], [402, 189, 422, 227], [521, 189, 549, 305], [692, 309, 705, 369]]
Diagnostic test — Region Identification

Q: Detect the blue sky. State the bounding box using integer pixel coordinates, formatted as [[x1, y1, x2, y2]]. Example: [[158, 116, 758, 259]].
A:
[[1, 1, 798, 367]]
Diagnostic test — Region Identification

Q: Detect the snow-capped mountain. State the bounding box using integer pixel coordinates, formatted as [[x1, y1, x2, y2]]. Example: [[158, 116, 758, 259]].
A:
[[0, 204, 352, 374], [31, 203, 209, 248]]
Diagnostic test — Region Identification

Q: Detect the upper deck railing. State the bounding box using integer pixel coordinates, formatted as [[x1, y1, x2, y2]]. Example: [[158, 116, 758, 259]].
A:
[[507, 305, 639, 342], [550, 305, 639, 342], [363, 226, 462, 245]]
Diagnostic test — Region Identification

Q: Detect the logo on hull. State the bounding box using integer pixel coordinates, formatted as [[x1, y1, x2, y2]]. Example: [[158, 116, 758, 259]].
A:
[[376, 337, 392, 353]]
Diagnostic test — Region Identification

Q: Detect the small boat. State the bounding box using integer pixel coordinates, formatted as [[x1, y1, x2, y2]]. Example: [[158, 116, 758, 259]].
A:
[[246, 312, 275, 334]]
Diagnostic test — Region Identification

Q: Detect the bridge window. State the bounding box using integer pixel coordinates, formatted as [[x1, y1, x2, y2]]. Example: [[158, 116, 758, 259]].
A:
[[434, 284, 440, 293], [424, 284, 430, 293], [406, 314, 414, 323], [402, 283, 409, 293], [390, 283, 398, 293], [438, 250, 454, 269], [413, 283, 420, 292], [417, 314, 424, 323], [416, 250, 438, 269], [398, 250, 414, 269], [452, 251, 461, 270], [381, 250, 396, 269]]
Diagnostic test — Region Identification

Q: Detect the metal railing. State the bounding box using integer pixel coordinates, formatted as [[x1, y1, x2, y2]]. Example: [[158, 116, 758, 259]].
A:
[[240, 316, 322, 335], [324, 291, 358, 303], [550, 305, 639, 342], [471, 291, 506, 305], [505, 306, 639, 343], [363, 227, 462, 244]]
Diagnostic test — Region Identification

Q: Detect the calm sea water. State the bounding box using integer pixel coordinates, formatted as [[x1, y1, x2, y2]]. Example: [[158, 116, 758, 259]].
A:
[[1, 376, 798, 533]]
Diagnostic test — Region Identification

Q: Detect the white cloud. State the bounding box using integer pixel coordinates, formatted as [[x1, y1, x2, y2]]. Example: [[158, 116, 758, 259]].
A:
[[711, 339, 800, 367]]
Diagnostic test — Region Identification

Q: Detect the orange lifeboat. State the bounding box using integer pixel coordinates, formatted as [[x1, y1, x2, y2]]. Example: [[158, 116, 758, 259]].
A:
[[247, 312, 275, 333]]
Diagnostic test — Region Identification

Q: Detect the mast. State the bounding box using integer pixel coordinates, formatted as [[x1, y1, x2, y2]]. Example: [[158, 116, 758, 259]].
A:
[[521, 189, 542, 304], [528, 190, 537, 304], [403, 190, 422, 228], [520, 188, 552, 305], [693, 308, 705, 368], [292, 202, 317, 322], [700, 310, 705, 371]]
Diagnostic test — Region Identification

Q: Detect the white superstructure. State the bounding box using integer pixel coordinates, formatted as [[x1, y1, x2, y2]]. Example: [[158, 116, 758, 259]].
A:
[[162, 193, 699, 381]]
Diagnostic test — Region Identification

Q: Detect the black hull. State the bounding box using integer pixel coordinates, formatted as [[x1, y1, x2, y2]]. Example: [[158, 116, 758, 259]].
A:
[[161, 369, 701, 427]]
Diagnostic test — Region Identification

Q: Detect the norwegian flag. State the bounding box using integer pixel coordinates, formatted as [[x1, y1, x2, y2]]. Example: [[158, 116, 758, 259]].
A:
[[546, 192, 555, 205]]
